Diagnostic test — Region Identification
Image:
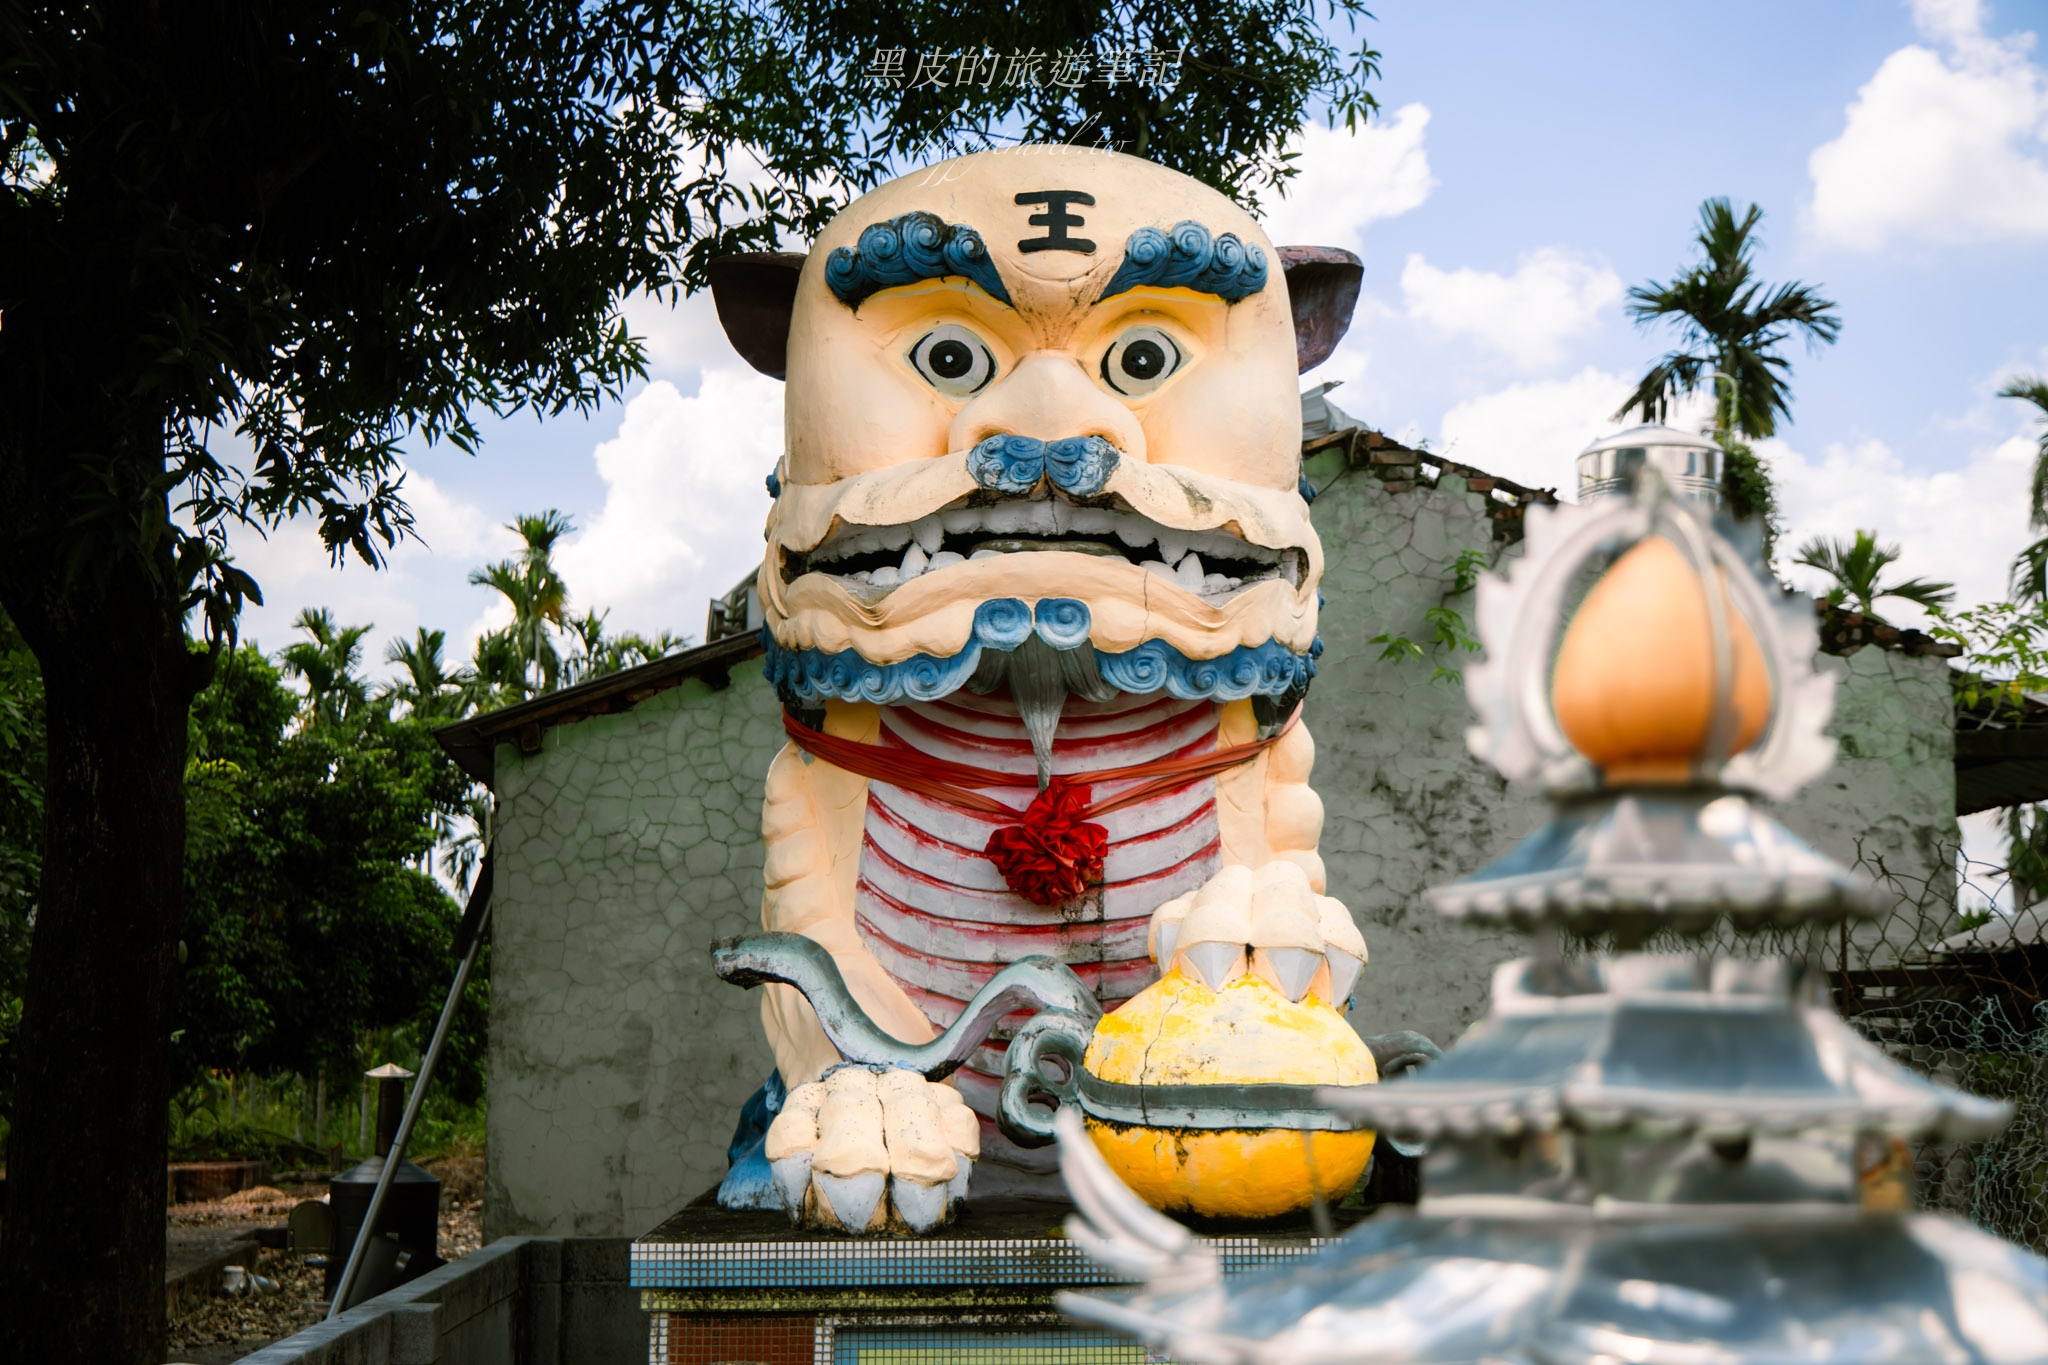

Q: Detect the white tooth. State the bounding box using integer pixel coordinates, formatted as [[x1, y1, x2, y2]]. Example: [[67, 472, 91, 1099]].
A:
[[942, 509, 979, 535], [890, 1176, 950, 1232], [1203, 573, 1230, 595], [1181, 941, 1244, 990], [814, 1171, 887, 1231], [982, 501, 1057, 535], [1227, 577, 1242, 589], [901, 543, 928, 579], [1157, 531, 1188, 566], [771, 1154, 812, 1219], [870, 565, 901, 587], [1068, 507, 1118, 535], [1155, 923, 1180, 968], [1143, 560, 1177, 582], [970, 549, 1001, 561], [1175, 554, 1204, 592], [913, 516, 943, 553], [1259, 946, 1325, 1002], [848, 570, 871, 584], [929, 550, 965, 571], [1116, 517, 1157, 548], [1326, 948, 1363, 1007], [948, 1156, 973, 1204]]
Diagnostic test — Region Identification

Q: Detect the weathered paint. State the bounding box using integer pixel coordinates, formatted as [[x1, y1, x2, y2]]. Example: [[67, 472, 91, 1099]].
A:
[[484, 458, 1959, 1237], [1081, 969, 1376, 1219]]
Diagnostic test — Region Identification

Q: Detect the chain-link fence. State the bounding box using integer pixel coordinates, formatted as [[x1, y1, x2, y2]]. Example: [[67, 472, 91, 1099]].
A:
[[1631, 844, 2047, 1251]]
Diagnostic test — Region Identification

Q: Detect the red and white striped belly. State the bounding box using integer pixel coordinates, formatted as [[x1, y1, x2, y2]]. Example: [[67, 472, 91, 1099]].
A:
[[852, 690, 1222, 1175]]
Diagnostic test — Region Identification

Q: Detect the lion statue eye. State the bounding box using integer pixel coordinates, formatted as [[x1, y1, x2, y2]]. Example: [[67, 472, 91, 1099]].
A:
[[908, 325, 998, 396], [1100, 327, 1185, 397]]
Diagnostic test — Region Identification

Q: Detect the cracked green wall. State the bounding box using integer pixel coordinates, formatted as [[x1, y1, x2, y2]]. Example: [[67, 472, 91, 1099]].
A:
[[485, 672, 782, 1240], [484, 463, 1959, 1237]]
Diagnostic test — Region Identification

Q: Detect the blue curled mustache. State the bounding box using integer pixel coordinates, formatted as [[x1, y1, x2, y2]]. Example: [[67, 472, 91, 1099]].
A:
[[967, 435, 1120, 499]]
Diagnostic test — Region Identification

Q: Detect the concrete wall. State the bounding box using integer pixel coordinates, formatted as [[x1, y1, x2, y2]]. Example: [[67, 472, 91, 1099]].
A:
[[486, 675, 781, 1241], [483, 459, 1960, 1239]]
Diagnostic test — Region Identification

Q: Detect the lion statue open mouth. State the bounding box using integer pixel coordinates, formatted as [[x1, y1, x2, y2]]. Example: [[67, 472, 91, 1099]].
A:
[[706, 148, 1376, 1230]]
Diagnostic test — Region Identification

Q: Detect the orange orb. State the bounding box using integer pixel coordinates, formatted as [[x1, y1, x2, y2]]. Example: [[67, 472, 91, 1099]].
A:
[[1550, 535, 1772, 784]]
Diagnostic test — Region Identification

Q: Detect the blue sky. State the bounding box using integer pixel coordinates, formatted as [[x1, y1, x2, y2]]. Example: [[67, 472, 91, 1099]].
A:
[[229, 0, 2048, 678]]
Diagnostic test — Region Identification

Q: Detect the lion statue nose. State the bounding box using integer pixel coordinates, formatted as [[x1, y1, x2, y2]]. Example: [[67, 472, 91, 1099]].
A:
[[966, 434, 1120, 498]]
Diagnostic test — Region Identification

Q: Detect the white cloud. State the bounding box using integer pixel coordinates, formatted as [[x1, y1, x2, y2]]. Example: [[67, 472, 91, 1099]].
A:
[[1771, 428, 2035, 625], [553, 367, 783, 643], [1258, 104, 1437, 250], [1808, 1, 2048, 248], [1401, 249, 1623, 371], [225, 468, 520, 670], [1433, 367, 1638, 491]]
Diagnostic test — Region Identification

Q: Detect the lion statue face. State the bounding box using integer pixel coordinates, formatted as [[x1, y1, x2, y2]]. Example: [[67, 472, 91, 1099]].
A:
[[709, 149, 1361, 707]]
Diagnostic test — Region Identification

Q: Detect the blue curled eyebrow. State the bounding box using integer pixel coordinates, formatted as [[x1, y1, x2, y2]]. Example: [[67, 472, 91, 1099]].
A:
[[824, 212, 1014, 309], [1096, 221, 1269, 305]]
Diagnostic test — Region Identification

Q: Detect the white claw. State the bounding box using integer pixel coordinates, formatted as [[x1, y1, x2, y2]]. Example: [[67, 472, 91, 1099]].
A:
[[891, 1176, 950, 1232], [1259, 946, 1325, 1002], [1154, 922, 1180, 970], [901, 543, 929, 579], [1326, 947, 1364, 1007], [814, 1171, 887, 1231], [771, 1154, 812, 1220], [1181, 941, 1245, 991]]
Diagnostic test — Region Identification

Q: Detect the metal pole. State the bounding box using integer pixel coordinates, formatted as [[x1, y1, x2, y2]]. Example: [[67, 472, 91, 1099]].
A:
[[327, 851, 493, 1319]]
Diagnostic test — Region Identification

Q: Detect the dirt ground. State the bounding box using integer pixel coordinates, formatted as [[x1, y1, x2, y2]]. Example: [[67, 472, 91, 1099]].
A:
[[165, 1157, 484, 1364]]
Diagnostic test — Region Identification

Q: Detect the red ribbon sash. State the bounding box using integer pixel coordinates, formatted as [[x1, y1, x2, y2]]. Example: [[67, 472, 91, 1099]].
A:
[[781, 710, 1291, 906]]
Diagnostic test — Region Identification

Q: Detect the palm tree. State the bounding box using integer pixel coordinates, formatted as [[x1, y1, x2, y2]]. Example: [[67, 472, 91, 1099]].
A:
[[1616, 198, 1843, 441], [279, 608, 371, 727], [1792, 530, 1955, 622], [559, 607, 691, 686], [2002, 375, 2048, 600], [468, 510, 574, 696], [381, 628, 472, 721], [465, 627, 526, 709]]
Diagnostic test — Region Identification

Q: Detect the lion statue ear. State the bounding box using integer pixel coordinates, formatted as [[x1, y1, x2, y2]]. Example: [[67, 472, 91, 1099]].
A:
[[1277, 247, 1363, 374], [709, 253, 807, 380]]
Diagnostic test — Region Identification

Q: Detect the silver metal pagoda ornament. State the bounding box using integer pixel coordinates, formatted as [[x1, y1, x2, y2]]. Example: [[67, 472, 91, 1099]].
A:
[[1055, 472, 2048, 1363]]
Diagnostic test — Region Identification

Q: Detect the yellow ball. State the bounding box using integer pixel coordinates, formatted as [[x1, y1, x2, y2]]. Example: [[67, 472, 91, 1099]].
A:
[[1080, 969, 1378, 1220]]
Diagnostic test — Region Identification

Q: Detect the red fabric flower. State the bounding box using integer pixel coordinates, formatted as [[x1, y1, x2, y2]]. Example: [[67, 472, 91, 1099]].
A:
[[984, 780, 1109, 906]]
